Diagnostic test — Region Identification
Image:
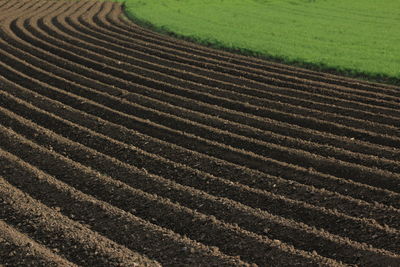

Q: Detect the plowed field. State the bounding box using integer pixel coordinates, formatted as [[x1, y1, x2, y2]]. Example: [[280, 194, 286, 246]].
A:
[[1, 0, 400, 266]]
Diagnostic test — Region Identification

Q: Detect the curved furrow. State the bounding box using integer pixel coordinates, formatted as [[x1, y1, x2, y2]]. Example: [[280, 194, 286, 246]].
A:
[[21, 8, 400, 147], [68, 5, 400, 160], [87, 3, 400, 113], [13, 4, 400, 146], [3, 4, 400, 186], [2, 25, 397, 167], [86, 2, 400, 111], [2, 109, 397, 267], [0, 1, 25, 18], [0, 125, 346, 267], [30, 13, 400, 176], [0, 220, 77, 267], [65, 2, 400, 132], [2, 22, 400, 198], [1, 87, 400, 257], [0, 0, 43, 21], [0, 0, 32, 12], [2, 49, 400, 220], [0, 0, 10, 8], [1, 1, 400, 265], [0, 107, 399, 266], [107, 3, 400, 97], [114, 4, 400, 94], [5, 3, 397, 173], [68, 2, 400, 127], [1, 58, 400, 212], [0, 147, 257, 267], [2, 75, 400, 232], [0, 177, 163, 267]]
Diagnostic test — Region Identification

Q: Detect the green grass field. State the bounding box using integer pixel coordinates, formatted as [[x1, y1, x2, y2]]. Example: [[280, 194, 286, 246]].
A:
[[120, 0, 400, 84]]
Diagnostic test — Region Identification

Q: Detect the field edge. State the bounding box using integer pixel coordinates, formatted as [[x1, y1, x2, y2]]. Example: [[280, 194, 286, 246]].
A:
[[119, 3, 400, 87]]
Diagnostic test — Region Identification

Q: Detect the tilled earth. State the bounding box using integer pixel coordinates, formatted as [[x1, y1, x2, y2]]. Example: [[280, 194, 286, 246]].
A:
[[0, 0, 400, 266]]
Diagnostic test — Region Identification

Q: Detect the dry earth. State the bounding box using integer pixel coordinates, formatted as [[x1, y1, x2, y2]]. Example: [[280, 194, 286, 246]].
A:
[[0, 0, 400, 266]]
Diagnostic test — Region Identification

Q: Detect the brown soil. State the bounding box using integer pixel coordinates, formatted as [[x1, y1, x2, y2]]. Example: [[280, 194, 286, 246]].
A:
[[0, 0, 400, 266]]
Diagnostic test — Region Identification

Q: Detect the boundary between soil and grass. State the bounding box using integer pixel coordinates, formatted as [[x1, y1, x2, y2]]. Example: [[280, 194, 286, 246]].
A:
[[117, 1, 400, 87]]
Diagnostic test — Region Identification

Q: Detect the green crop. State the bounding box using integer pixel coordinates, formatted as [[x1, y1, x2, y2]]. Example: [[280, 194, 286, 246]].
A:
[[119, 0, 400, 84]]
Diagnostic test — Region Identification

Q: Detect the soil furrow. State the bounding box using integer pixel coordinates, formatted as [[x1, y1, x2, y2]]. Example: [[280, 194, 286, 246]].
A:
[[0, 220, 77, 267], [1, 89, 400, 257], [1, 102, 400, 265], [2, 65, 400, 211], [0, 0, 44, 21], [1, 1, 399, 265], [108, 3, 400, 97], [57, 2, 400, 140], [0, 126, 341, 267], [1, 29, 398, 166], [0, 176, 162, 267], [114, 0, 400, 94], [0, 1, 26, 17], [7, 11, 400, 162], [9, 9, 400, 147], [0, 145, 256, 267], [1, 35, 399, 196], [3, 7, 400, 175], [59, 3, 400, 163], [32, 15, 400, 141], [2, 13, 400, 192], [44, 5, 400, 178], [69, 2, 400, 125], [86, 24, 397, 117], [2, 77, 400, 230]]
